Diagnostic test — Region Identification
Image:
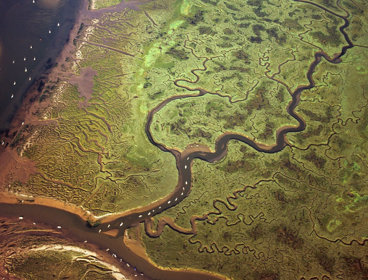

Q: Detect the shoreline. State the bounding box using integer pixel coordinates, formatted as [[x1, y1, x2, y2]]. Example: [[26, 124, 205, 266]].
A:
[[0, 191, 96, 222], [0, 0, 148, 147], [0, 2, 228, 278], [0, 201, 228, 280], [0, 215, 144, 280], [0, 0, 87, 146]]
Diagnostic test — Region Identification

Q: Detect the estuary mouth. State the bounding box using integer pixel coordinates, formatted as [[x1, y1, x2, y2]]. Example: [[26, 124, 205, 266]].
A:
[[1, 0, 368, 279]]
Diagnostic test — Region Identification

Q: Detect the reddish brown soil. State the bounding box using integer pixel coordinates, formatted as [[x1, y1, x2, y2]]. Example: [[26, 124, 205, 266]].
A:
[[0, 149, 37, 191], [69, 67, 97, 107]]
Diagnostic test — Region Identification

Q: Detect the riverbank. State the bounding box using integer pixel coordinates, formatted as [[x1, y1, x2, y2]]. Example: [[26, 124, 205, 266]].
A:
[[0, 0, 84, 134], [0, 0, 87, 145], [0, 215, 141, 280], [0, 191, 96, 222], [1, 1, 228, 279]]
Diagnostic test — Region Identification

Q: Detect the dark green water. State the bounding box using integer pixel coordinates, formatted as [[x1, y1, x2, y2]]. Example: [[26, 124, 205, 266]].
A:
[[0, 0, 82, 133]]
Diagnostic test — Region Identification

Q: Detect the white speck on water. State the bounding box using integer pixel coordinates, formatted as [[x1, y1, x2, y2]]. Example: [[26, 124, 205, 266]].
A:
[[175, 198, 178, 201], [148, 212, 151, 216], [22, 122, 24, 125], [107, 224, 110, 228], [24, 57, 26, 61], [98, 229, 101, 233], [181, 192, 184, 195], [34, 57, 36, 61], [25, 68, 27, 73], [138, 214, 142, 218], [30, 45, 32, 49], [57, 226, 62, 229], [49, 30, 52, 34], [12, 60, 15, 64], [57, 22, 60, 27], [13, 81, 16, 86], [119, 222, 123, 227], [11, 94, 14, 99], [19, 216, 23, 220], [167, 200, 171, 204]]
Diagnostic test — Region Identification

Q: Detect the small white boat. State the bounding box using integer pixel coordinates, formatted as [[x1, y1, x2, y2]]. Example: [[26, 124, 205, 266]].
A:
[[25, 68, 28, 73], [13, 81, 16, 86], [11, 94, 14, 99]]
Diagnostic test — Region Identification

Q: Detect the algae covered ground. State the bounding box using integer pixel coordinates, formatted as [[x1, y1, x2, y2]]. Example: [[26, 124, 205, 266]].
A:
[[1, 0, 368, 279]]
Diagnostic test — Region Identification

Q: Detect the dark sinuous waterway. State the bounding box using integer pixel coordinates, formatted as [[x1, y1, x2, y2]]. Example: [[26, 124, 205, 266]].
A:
[[0, 0, 356, 279], [0, 0, 81, 133]]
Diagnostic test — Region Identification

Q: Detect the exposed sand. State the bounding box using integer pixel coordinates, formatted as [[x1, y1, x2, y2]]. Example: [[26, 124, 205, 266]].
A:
[[0, 0, 154, 224], [0, 191, 97, 223], [123, 225, 149, 261]]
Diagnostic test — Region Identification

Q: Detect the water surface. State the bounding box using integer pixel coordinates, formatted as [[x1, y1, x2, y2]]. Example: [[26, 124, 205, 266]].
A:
[[0, 0, 82, 132]]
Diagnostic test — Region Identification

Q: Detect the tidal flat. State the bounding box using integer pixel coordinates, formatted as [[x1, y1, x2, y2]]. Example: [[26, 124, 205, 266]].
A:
[[1, 0, 368, 279]]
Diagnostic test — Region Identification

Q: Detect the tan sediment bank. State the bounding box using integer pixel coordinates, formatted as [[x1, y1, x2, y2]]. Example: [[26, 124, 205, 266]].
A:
[[0, 1, 226, 279], [0, 0, 158, 229], [123, 230, 228, 280], [0, 216, 139, 280], [0, 191, 96, 223]]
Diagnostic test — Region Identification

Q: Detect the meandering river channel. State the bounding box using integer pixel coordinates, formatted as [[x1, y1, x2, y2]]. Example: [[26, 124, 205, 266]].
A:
[[0, 0, 355, 279]]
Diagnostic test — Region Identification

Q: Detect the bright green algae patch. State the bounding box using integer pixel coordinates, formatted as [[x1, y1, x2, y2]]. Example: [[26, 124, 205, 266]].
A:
[[131, 0, 349, 151], [6, 2, 181, 215], [91, 0, 122, 9], [2, 0, 368, 279], [139, 0, 368, 279]]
